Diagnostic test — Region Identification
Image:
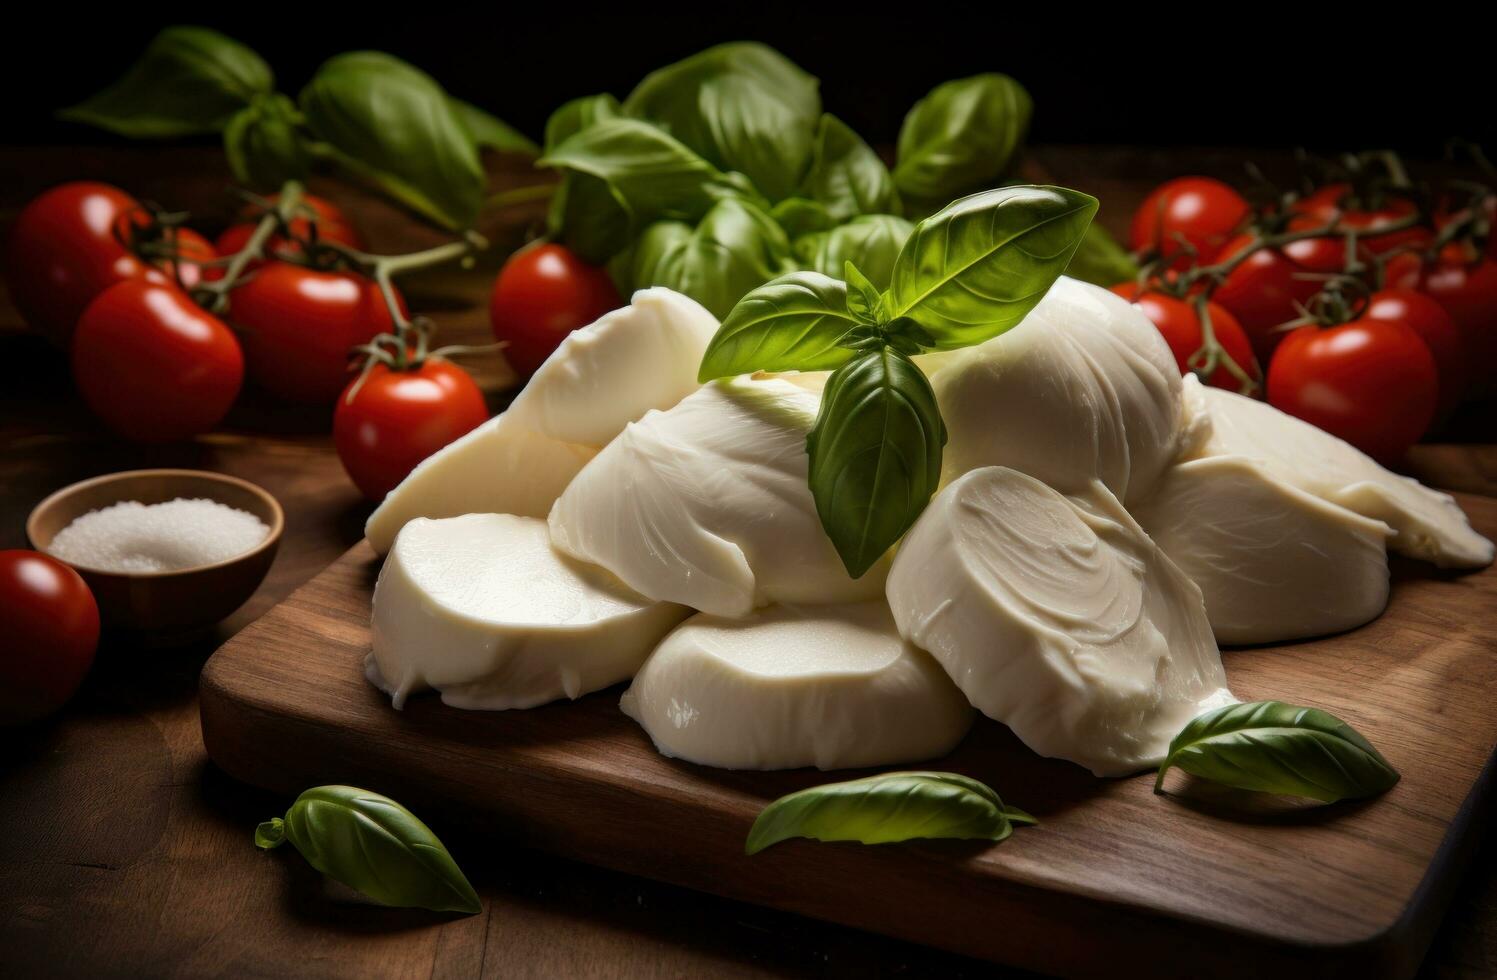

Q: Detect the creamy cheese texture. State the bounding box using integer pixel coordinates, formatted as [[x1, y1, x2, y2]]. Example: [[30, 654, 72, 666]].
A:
[[931, 276, 1184, 504], [368, 514, 689, 710], [1184, 377, 1494, 569], [620, 601, 972, 770], [887, 466, 1235, 777], [548, 376, 888, 618], [365, 288, 718, 554], [1133, 455, 1393, 645]]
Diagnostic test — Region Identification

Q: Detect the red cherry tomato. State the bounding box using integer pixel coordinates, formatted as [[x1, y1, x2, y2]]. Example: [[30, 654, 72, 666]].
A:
[[334, 358, 488, 500], [4, 181, 173, 347], [490, 243, 622, 376], [214, 194, 365, 274], [71, 280, 244, 442], [230, 262, 404, 404], [1211, 229, 1349, 361], [122, 222, 219, 290], [1128, 177, 1251, 270], [1112, 283, 1261, 392], [1387, 245, 1497, 386], [1267, 316, 1437, 463], [1290, 184, 1429, 256], [1364, 288, 1466, 420], [0, 550, 99, 726]]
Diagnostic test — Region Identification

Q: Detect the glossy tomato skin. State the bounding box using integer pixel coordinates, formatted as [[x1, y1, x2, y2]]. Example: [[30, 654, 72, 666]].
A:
[[0, 550, 99, 726], [236, 192, 363, 246], [1128, 176, 1251, 270], [1387, 245, 1497, 386], [231, 262, 403, 404], [334, 359, 488, 500], [1364, 288, 1466, 420], [490, 243, 622, 376], [128, 224, 218, 290], [1291, 184, 1429, 255], [4, 181, 169, 348], [1211, 229, 1348, 361], [71, 280, 244, 442], [1112, 283, 1261, 392], [1267, 317, 1437, 463]]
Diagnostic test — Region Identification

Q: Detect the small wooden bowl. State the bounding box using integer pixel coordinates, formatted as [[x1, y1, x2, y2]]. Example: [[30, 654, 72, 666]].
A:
[[26, 469, 284, 635]]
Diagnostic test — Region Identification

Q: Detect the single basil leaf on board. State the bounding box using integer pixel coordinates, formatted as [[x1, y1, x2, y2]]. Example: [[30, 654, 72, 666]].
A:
[[893, 73, 1033, 204], [623, 42, 821, 201], [543, 93, 622, 153], [540, 118, 730, 226], [800, 114, 899, 223], [60, 26, 273, 138], [795, 214, 915, 290], [255, 785, 481, 915], [223, 93, 308, 190], [843, 261, 886, 324], [627, 196, 793, 320], [1155, 701, 1400, 803], [451, 98, 538, 156], [886, 185, 1097, 350], [806, 347, 945, 577], [300, 52, 485, 231], [697, 271, 863, 381], [771, 198, 837, 238], [745, 771, 1035, 855], [1065, 224, 1141, 287]]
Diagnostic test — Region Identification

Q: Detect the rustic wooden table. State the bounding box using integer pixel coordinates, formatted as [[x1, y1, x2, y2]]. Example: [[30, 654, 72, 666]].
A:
[[1, 146, 1492, 979]]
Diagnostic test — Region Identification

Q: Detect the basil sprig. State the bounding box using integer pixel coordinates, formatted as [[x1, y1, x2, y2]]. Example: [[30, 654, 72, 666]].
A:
[[746, 771, 1036, 855], [256, 785, 481, 915], [699, 185, 1096, 574], [1155, 701, 1400, 803]]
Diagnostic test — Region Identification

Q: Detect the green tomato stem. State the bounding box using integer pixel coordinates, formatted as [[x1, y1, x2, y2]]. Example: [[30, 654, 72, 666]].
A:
[[195, 180, 305, 312]]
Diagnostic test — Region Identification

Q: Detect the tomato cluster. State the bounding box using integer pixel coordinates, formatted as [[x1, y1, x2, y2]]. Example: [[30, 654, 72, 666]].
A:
[[1121, 169, 1496, 463]]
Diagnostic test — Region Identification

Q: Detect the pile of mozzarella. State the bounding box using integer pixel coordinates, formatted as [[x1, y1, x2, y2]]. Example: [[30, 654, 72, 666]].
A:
[[364, 280, 1493, 777]]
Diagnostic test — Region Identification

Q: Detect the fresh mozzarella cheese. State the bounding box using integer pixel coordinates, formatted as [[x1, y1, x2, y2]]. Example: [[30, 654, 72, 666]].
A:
[[365, 287, 718, 554], [549, 376, 888, 618], [930, 276, 1184, 504], [368, 514, 688, 710], [1133, 455, 1393, 645], [887, 466, 1235, 777], [620, 601, 972, 770], [1184, 377, 1494, 569]]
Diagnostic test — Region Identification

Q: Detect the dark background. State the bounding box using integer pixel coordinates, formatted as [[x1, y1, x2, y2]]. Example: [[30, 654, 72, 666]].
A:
[[7, 9, 1491, 155]]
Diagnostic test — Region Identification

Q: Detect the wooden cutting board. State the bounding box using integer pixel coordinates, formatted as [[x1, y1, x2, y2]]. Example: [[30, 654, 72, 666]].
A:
[[200, 494, 1497, 979]]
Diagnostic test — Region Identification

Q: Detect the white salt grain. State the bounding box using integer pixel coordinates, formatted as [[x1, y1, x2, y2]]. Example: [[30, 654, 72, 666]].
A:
[[47, 497, 271, 573]]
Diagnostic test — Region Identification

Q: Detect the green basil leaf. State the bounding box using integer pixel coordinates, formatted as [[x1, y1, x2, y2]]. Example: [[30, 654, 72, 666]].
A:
[[627, 197, 793, 320], [893, 74, 1032, 204], [540, 118, 731, 226], [1155, 701, 1400, 803], [623, 42, 820, 201], [301, 52, 484, 231], [794, 214, 914, 290], [543, 94, 621, 153], [60, 26, 272, 138], [698, 271, 864, 380], [886, 185, 1097, 350], [800, 114, 899, 223], [843, 261, 885, 323], [807, 347, 945, 576], [451, 98, 538, 156], [771, 198, 836, 238], [547, 173, 632, 265], [256, 785, 481, 915], [223, 93, 308, 190], [1065, 224, 1141, 287], [746, 771, 1033, 855]]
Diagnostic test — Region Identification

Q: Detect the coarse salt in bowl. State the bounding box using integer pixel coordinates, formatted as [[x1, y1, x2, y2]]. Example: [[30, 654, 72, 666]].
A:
[[47, 498, 271, 573]]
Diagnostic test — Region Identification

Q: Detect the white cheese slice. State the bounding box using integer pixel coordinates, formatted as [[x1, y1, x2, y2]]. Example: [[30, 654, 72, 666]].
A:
[[548, 376, 887, 618], [365, 287, 718, 554], [1185, 377, 1494, 569], [1133, 455, 1393, 645], [620, 601, 972, 770], [930, 276, 1184, 504], [368, 514, 688, 710], [887, 466, 1235, 777]]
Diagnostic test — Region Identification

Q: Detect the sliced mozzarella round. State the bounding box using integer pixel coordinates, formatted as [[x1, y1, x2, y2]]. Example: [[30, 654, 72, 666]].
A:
[[1185, 378, 1493, 569], [1133, 455, 1392, 645], [365, 287, 718, 554], [620, 601, 972, 770], [887, 466, 1234, 777], [368, 514, 688, 710], [549, 376, 887, 618], [931, 276, 1184, 504]]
